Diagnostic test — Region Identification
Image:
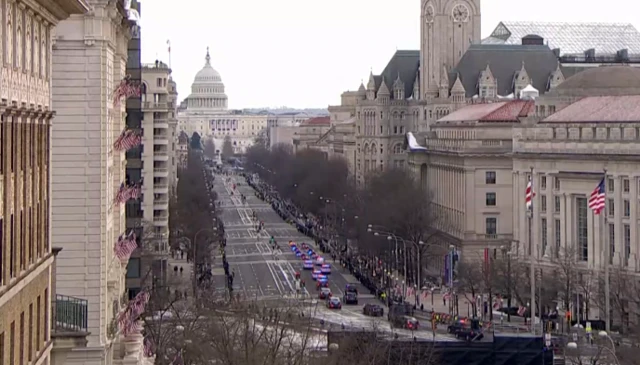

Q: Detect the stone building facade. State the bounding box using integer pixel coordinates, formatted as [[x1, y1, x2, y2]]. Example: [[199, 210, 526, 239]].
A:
[[408, 65, 640, 323], [0, 1, 89, 365], [50, 0, 151, 364], [323, 0, 640, 187]]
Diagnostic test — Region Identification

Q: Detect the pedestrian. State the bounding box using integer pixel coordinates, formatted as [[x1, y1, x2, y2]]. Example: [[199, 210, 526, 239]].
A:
[[180, 250, 184, 260], [174, 266, 178, 275], [180, 266, 184, 275], [232, 270, 235, 279]]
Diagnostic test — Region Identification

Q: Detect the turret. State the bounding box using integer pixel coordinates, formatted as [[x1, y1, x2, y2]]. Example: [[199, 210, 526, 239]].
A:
[[366, 71, 376, 100], [393, 73, 405, 100], [438, 66, 449, 99], [451, 74, 465, 103], [377, 78, 390, 105]]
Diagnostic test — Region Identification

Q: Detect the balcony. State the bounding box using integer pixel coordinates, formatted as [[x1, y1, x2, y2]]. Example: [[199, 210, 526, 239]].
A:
[[154, 197, 169, 210], [153, 150, 169, 162], [52, 294, 89, 349], [154, 167, 169, 177], [143, 101, 174, 110], [153, 133, 169, 144], [154, 183, 169, 194], [424, 138, 512, 154], [154, 118, 169, 129], [153, 215, 169, 225]]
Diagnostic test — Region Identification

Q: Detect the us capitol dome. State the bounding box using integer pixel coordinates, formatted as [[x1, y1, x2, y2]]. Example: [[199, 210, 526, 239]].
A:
[[184, 47, 228, 112]]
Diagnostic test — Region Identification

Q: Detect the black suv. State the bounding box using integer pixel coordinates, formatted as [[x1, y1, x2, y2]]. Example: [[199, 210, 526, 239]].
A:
[[363, 304, 384, 317]]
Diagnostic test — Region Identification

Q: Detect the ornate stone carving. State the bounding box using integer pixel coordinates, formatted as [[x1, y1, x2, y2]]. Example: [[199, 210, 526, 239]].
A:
[[25, 11, 32, 73], [6, 0, 13, 66], [16, 2, 23, 69], [33, 17, 39, 77], [40, 21, 46, 79]]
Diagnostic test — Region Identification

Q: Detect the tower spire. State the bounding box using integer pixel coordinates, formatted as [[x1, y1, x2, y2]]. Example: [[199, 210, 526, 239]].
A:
[[205, 47, 211, 66]]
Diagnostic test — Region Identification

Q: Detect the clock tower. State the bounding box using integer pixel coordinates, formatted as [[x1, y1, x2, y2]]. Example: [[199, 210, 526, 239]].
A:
[[421, 0, 481, 99]]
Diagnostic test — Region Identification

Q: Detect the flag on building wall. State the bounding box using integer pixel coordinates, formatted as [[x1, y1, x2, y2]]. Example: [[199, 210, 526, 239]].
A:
[[113, 129, 142, 151], [115, 231, 138, 261], [588, 178, 606, 214], [113, 75, 141, 106], [525, 176, 535, 210], [113, 182, 142, 205]]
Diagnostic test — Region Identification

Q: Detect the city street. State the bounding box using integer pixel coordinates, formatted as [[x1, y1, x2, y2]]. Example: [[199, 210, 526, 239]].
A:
[[210, 171, 458, 341]]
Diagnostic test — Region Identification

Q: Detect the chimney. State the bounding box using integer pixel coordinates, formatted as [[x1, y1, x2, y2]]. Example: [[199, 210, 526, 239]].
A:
[[522, 34, 544, 46]]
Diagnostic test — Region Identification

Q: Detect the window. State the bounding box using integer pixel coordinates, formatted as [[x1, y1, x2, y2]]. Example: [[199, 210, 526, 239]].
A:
[[541, 196, 547, 212], [485, 171, 496, 184], [126, 258, 141, 278], [623, 179, 630, 193], [541, 218, 548, 256], [156, 78, 162, 87], [608, 224, 615, 264], [623, 200, 630, 217], [555, 196, 561, 213], [36, 296, 41, 352], [607, 199, 614, 217], [20, 312, 24, 365], [485, 217, 497, 235], [607, 178, 614, 192], [9, 321, 14, 364], [624, 224, 631, 265], [485, 193, 496, 206], [554, 219, 561, 257], [577, 197, 588, 261], [128, 287, 142, 300], [28, 304, 32, 361], [554, 177, 560, 190], [541, 176, 547, 190]]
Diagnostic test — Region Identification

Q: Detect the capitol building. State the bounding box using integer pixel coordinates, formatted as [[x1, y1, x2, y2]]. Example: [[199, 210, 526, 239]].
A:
[[177, 48, 268, 153]]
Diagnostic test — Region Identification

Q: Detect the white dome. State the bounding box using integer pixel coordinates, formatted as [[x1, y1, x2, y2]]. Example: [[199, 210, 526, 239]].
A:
[[186, 47, 228, 111]]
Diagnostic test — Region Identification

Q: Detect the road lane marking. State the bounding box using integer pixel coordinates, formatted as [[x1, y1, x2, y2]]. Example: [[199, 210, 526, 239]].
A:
[[266, 261, 283, 294], [249, 263, 265, 297]]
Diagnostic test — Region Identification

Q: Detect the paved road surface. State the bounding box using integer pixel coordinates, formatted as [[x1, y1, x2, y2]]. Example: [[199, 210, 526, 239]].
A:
[[209, 172, 458, 341]]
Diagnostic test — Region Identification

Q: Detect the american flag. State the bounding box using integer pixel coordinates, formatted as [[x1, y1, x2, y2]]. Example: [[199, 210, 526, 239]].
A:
[[143, 337, 155, 357], [114, 183, 131, 205], [517, 306, 527, 316], [128, 183, 142, 200], [129, 291, 150, 317], [118, 310, 142, 335], [113, 75, 141, 106], [525, 175, 535, 210], [113, 129, 142, 151], [588, 178, 606, 215], [114, 231, 138, 261]]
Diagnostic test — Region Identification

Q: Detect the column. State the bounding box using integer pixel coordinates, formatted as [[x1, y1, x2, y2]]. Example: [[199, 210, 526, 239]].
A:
[[630, 176, 639, 271], [559, 192, 567, 252], [531, 171, 540, 258], [613, 176, 622, 266]]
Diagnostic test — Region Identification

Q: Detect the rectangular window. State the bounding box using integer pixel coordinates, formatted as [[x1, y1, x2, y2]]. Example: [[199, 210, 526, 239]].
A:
[[608, 223, 615, 264], [10, 214, 14, 278], [126, 258, 141, 278], [541, 218, 548, 256], [607, 178, 614, 192], [555, 219, 561, 257], [624, 224, 631, 266], [623, 200, 630, 217], [9, 321, 14, 365], [28, 304, 32, 361], [554, 177, 560, 190], [36, 296, 41, 352], [44, 289, 49, 342], [485, 171, 496, 184], [19, 312, 24, 365], [485, 192, 496, 206], [541, 196, 547, 212], [555, 196, 561, 213], [577, 197, 588, 261], [485, 217, 497, 235], [607, 199, 615, 217], [623, 179, 630, 193], [541, 176, 547, 190]]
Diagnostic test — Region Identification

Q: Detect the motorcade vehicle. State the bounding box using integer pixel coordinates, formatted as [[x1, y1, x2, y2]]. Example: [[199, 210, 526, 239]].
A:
[[327, 297, 342, 309], [320, 264, 331, 274], [318, 287, 332, 299], [363, 304, 384, 317], [343, 291, 358, 305], [311, 270, 321, 280], [303, 260, 314, 270]]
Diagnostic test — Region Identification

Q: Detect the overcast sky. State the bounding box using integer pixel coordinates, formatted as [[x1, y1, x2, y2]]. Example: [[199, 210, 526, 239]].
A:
[[139, 0, 640, 109]]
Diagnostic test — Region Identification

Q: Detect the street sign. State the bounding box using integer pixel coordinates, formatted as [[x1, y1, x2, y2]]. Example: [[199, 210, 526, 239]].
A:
[[544, 333, 551, 347]]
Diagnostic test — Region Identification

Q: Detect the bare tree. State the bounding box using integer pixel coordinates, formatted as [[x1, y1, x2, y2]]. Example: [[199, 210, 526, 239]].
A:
[[222, 135, 234, 159], [593, 266, 640, 334], [203, 137, 217, 159]]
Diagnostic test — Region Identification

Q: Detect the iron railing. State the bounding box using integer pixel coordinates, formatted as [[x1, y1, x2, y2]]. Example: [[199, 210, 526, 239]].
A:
[[53, 294, 88, 333]]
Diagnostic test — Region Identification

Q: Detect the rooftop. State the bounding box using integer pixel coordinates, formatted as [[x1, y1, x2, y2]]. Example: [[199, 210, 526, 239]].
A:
[[301, 116, 331, 126], [483, 21, 640, 55], [436, 100, 533, 123], [542, 95, 640, 123]]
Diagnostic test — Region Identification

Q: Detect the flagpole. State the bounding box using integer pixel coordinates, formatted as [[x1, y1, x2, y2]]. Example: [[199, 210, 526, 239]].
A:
[[529, 166, 536, 334], [167, 40, 172, 69], [602, 169, 611, 333]]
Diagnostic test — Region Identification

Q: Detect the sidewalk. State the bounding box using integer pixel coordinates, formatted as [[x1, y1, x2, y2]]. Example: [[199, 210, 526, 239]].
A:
[[167, 251, 193, 298]]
